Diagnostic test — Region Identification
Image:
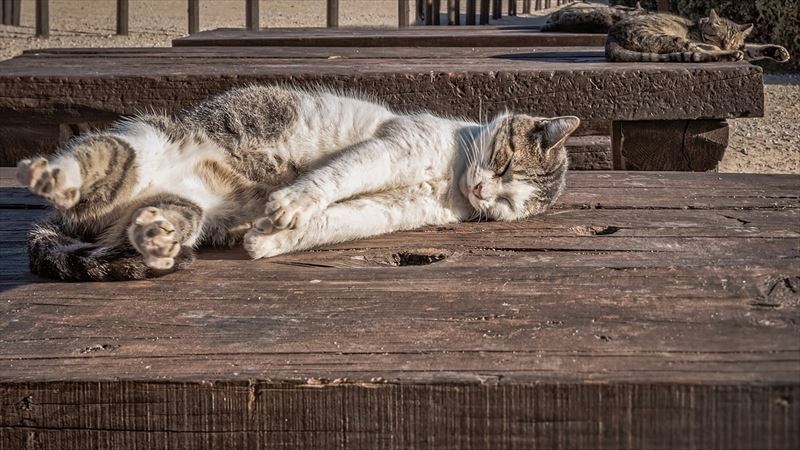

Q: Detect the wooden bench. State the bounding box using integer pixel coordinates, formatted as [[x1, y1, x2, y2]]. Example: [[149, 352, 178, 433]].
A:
[[1, 167, 798, 449], [0, 46, 762, 171], [171, 26, 607, 47]]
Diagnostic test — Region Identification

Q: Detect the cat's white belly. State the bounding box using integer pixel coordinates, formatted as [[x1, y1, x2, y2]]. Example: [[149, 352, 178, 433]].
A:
[[114, 123, 226, 211]]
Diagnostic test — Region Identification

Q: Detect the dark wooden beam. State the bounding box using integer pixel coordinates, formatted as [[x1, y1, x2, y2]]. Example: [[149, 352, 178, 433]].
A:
[[509, 0, 516, 16], [535, 0, 542, 11], [399, 0, 410, 27], [116, 0, 129, 35], [1, 0, 9, 25], [492, 0, 501, 19], [188, 0, 200, 34], [612, 120, 729, 171], [34, 0, 48, 37], [326, 0, 338, 28], [416, 0, 424, 22], [425, 0, 433, 25], [246, 0, 259, 31], [11, 0, 19, 25]]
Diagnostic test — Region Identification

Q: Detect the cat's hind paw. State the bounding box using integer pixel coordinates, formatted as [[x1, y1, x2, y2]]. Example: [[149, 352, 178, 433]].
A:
[[725, 50, 745, 62], [243, 219, 298, 259], [128, 207, 181, 270], [17, 158, 81, 210], [265, 187, 324, 230]]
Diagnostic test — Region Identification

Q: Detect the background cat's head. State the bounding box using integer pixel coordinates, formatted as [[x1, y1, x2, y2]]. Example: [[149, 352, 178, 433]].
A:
[[460, 114, 578, 221], [698, 9, 754, 50]]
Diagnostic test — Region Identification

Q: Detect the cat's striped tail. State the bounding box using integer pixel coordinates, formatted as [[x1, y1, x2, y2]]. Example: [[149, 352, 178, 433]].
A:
[[605, 40, 706, 62], [27, 222, 194, 281]]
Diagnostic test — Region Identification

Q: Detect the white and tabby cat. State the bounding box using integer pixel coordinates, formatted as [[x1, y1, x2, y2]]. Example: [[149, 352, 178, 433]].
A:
[[17, 85, 578, 281]]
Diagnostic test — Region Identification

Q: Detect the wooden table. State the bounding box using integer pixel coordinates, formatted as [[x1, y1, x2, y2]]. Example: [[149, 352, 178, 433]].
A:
[[171, 26, 607, 48], [1, 168, 798, 449], [0, 46, 762, 171]]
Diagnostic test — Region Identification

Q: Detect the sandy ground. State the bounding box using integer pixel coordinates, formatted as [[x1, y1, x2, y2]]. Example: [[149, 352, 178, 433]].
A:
[[0, 0, 797, 174]]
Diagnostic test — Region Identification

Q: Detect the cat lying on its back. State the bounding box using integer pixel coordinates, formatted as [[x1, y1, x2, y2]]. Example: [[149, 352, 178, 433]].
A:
[[17, 85, 579, 281], [606, 9, 791, 63]]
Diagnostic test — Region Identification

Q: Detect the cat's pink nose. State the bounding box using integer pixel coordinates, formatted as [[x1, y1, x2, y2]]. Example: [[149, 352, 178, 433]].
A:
[[472, 183, 483, 199]]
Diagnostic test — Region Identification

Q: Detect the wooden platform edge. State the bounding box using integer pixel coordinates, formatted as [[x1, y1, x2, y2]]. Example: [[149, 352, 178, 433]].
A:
[[1, 380, 798, 450]]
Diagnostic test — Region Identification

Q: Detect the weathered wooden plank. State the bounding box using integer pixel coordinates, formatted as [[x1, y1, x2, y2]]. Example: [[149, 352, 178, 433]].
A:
[[1, 382, 795, 450], [187, 0, 199, 34], [0, 171, 797, 448], [0, 48, 763, 119], [172, 26, 607, 47]]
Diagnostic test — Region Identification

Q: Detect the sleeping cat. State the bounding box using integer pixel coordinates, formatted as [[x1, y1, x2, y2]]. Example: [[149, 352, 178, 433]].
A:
[[606, 9, 791, 63], [17, 85, 578, 281], [542, 1, 647, 34]]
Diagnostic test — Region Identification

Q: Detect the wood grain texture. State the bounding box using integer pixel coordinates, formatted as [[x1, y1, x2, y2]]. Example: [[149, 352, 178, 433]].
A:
[[0, 169, 798, 449], [171, 26, 606, 47], [0, 46, 763, 166]]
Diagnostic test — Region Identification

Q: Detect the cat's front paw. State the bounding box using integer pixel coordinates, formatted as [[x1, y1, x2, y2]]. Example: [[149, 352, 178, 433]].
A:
[[725, 50, 745, 62], [17, 158, 80, 210], [128, 207, 181, 270], [771, 46, 790, 62], [243, 218, 299, 259], [265, 186, 324, 230]]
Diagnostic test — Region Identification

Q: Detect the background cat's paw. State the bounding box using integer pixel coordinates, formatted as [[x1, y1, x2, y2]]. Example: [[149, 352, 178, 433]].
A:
[[129, 207, 181, 270], [243, 226, 297, 259], [265, 187, 323, 230], [17, 158, 80, 210], [772, 46, 790, 62]]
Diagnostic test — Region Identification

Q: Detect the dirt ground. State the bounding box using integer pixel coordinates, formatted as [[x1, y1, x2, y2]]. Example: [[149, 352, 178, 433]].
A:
[[0, 0, 797, 174]]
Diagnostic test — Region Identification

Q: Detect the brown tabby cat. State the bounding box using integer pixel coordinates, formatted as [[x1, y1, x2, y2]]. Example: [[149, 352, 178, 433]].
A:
[[606, 9, 791, 63], [542, 1, 648, 34]]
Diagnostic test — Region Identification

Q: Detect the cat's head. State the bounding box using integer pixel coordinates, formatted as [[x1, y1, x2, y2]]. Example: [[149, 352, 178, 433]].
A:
[[698, 9, 754, 50], [460, 114, 579, 221]]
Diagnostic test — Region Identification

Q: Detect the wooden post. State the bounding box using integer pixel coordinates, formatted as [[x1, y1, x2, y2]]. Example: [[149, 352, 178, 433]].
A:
[[116, 0, 129, 35], [326, 0, 338, 28], [545, 0, 551, 9], [424, 0, 433, 25], [10, 0, 20, 26], [535, 0, 542, 11], [447, 0, 460, 25], [509, 0, 516, 16], [479, 0, 489, 24], [416, 0, 424, 22], [1, 0, 10, 25], [399, 0, 410, 27], [523, 0, 530, 14], [466, 0, 476, 25], [491, 0, 500, 20], [35, 0, 48, 37], [246, 0, 259, 30], [432, 0, 441, 24], [188, 0, 199, 34], [657, 0, 670, 12]]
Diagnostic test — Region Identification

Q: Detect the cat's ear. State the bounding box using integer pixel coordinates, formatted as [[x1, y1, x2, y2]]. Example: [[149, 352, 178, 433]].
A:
[[708, 9, 721, 25], [739, 23, 754, 37], [540, 116, 580, 151], [634, 1, 643, 10]]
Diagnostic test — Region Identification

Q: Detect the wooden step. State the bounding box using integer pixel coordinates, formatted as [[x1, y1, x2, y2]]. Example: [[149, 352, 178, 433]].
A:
[[0, 46, 762, 170], [172, 26, 608, 48], [1, 169, 798, 449]]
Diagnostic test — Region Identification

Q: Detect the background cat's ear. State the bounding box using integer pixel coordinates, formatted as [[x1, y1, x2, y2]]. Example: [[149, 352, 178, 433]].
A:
[[708, 9, 720, 24], [739, 23, 754, 36], [541, 116, 580, 151], [634, 1, 643, 10]]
